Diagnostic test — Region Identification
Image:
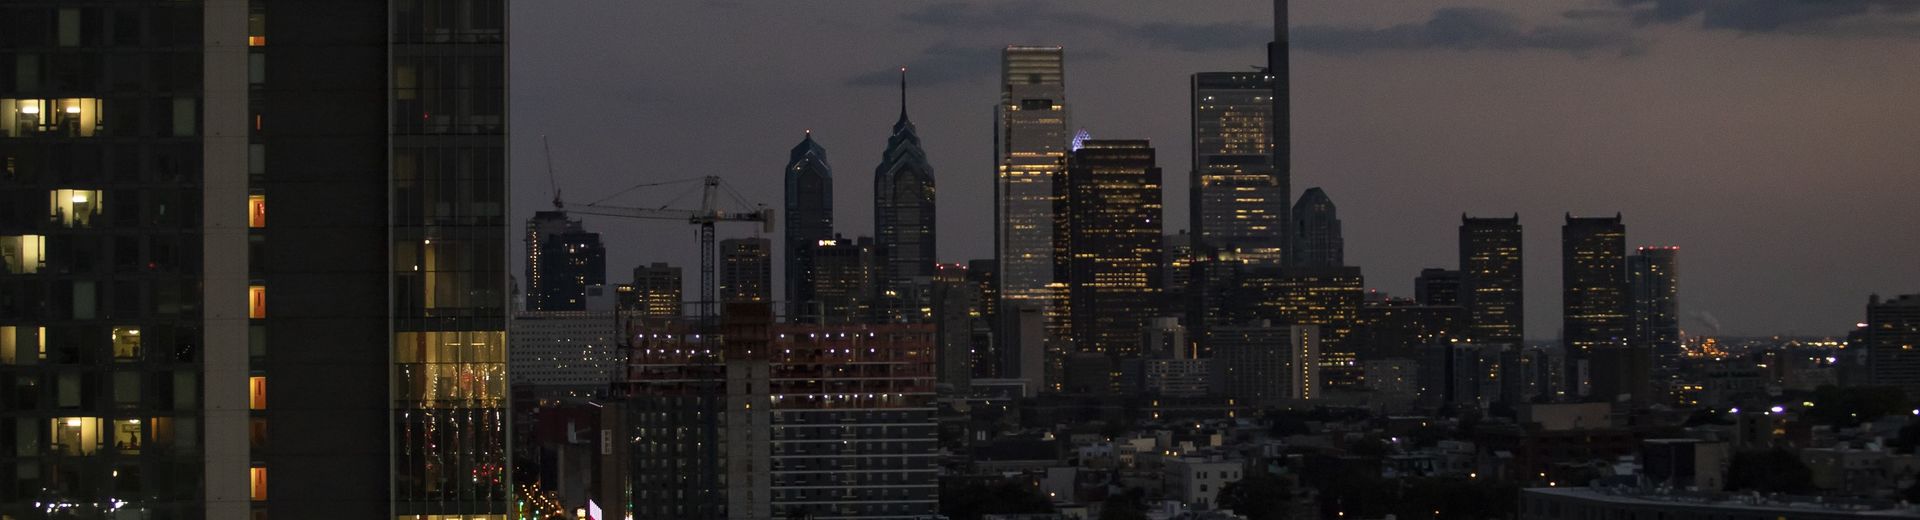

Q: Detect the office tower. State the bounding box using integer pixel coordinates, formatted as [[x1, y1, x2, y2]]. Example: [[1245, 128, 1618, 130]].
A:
[[719, 237, 773, 303], [1232, 266, 1364, 386], [1460, 215, 1524, 345], [875, 70, 937, 324], [1162, 231, 1195, 317], [1351, 298, 1467, 360], [1214, 323, 1319, 405], [509, 311, 619, 398], [803, 235, 876, 324], [1189, 72, 1283, 262], [1290, 187, 1343, 267], [994, 45, 1070, 384], [1415, 268, 1462, 307], [785, 132, 834, 319], [622, 263, 684, 318], [1864, 294, 1920, 397], [1063, 140, 1165, 359], [0, 2, 509, 517], [535, 225, 607, 311], [1563, 213, 1629, 396], [1270, 0, 1294, 260], [964, 259, 1001, 378], [1629, 246, 1679, 356]]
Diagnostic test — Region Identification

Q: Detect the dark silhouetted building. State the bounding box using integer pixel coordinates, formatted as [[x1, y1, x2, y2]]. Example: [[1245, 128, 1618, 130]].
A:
[[1460, 215, 1525, 345], [1563, 214, 1630, 397], [1864, 294, 1920, 397], [785, 132, 834, 319], [803, 235, 876, 324], [535, 223, 607, 311], [1291, 187, 1344, 268], [1629, 246, 1679, 357], [527, 210, 596, 310], [1416, 268, 1462, 307], [1189, 72, 1284, 263], [1232, 266, 1365, 387], [875, 70, 937, 324], [1063, 140, 1166, 360], [1215, 323, 1319, 405], [719, 237, 772, 304]]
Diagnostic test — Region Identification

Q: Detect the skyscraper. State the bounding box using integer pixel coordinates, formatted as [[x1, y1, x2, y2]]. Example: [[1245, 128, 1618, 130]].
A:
[[1063, 140, 1166, 360], [804, 235, 877, 324], [1864, 294, 1920, 397], [995, 45, 1071, 383], [875, 70, 937, 324], [785, 132, 833, 319], [0, 2, 510, 517], [1563, 213, 1630, 396], [1629, 246, 1680, 356], [526, 210, 578, 309], [1232, 266, 1366, 388], [719, 237, 773, 303], [1189, 72, 1283, 262], [1214, 323, 1319, 405], [1270, 0, 1295, 261], [1460, 215, 1525, 345], [1290, 187, 1344, 267], [534, 224, 607, 311]]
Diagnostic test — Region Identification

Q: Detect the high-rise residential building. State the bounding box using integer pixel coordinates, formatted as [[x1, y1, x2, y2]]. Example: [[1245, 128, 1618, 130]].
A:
[[719, 237, 773, 303], [622, 263, 684, 318], [1460, 215, 1525, 345], [1416, 268, 1463, 307], [785, 132, 833, 319], [803, 235, 876, 324], [1629, 246, 1679, 356], [534, 224, 607, 311], [1290, 187, 1343, 267], [0, 2, 510, 517], [1214, 323, 1319, 405], [1188, 72, 1283, 262], [994, 45, 1071, 381], [621, 311, 939, 519], [509, 311, 619, 397], [1063, 140, 1165, 360], [1562, 214, 1629, 396], [1864, 294, 1920, 397], [874, 70, 937, 324]]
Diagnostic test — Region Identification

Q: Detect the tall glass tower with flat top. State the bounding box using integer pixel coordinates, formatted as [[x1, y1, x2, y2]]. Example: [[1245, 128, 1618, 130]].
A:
[[994, 45, 1070, 387]]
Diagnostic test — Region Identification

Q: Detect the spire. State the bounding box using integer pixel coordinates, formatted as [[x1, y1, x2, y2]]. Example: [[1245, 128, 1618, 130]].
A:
[[891, 67, 917, 136]]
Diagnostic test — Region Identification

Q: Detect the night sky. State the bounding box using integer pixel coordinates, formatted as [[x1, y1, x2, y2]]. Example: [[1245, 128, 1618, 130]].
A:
[[510, 0, 1920, 340]]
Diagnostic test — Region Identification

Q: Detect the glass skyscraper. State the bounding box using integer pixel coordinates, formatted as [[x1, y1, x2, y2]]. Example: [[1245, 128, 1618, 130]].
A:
[[1460, 215, 1524, 346], [1189, 72, 1283, 262], [784, 133, 833, 320], [873, 71, 936, 324], [994, 45, 1069, 389]]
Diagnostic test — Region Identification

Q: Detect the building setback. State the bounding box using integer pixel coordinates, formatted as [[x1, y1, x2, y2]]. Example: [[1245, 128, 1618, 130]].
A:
[[874, 70, 937, 324]]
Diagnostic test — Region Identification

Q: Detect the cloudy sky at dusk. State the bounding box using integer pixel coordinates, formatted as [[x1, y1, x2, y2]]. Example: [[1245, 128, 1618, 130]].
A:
[[510, 0, 1920, 339]]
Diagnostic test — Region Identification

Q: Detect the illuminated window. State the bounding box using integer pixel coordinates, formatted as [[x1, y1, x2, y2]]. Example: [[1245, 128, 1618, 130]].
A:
[[250, 467, 267, 501], [113, 418, 142, 453], [2, 98, 104, 137], [249, 286, 266, 319], [248, 376, 266, 410], [1, 235, 45, 273], [248, 13, 267, 46], [50, 189, 104, 228], [248, 195, 266, 228], [111, 326, 141, 360], [51, 417, 101, 455]]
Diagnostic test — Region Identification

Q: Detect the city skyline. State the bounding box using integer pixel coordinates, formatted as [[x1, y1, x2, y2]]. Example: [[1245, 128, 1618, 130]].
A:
[[511, 1, 1920, 339]]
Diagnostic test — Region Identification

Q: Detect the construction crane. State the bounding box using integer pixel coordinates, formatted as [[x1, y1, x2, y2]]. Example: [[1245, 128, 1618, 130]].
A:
[[544, 137, 773, 325]]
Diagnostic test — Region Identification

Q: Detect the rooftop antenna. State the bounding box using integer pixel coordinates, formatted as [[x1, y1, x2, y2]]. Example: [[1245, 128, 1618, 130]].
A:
[[542, 135, 563, 209]]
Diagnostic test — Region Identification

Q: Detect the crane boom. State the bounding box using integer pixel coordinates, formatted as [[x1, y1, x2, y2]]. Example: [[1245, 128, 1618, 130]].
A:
[[563, 175, 773, 326]]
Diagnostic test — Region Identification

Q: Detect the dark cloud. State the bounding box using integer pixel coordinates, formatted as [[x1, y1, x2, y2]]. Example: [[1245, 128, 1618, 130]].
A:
[[1292, 8, 1642, 55], [844, 43, 1001, 87], [899, 1, 1263, 52], [1618, 0, 1920, 35]]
